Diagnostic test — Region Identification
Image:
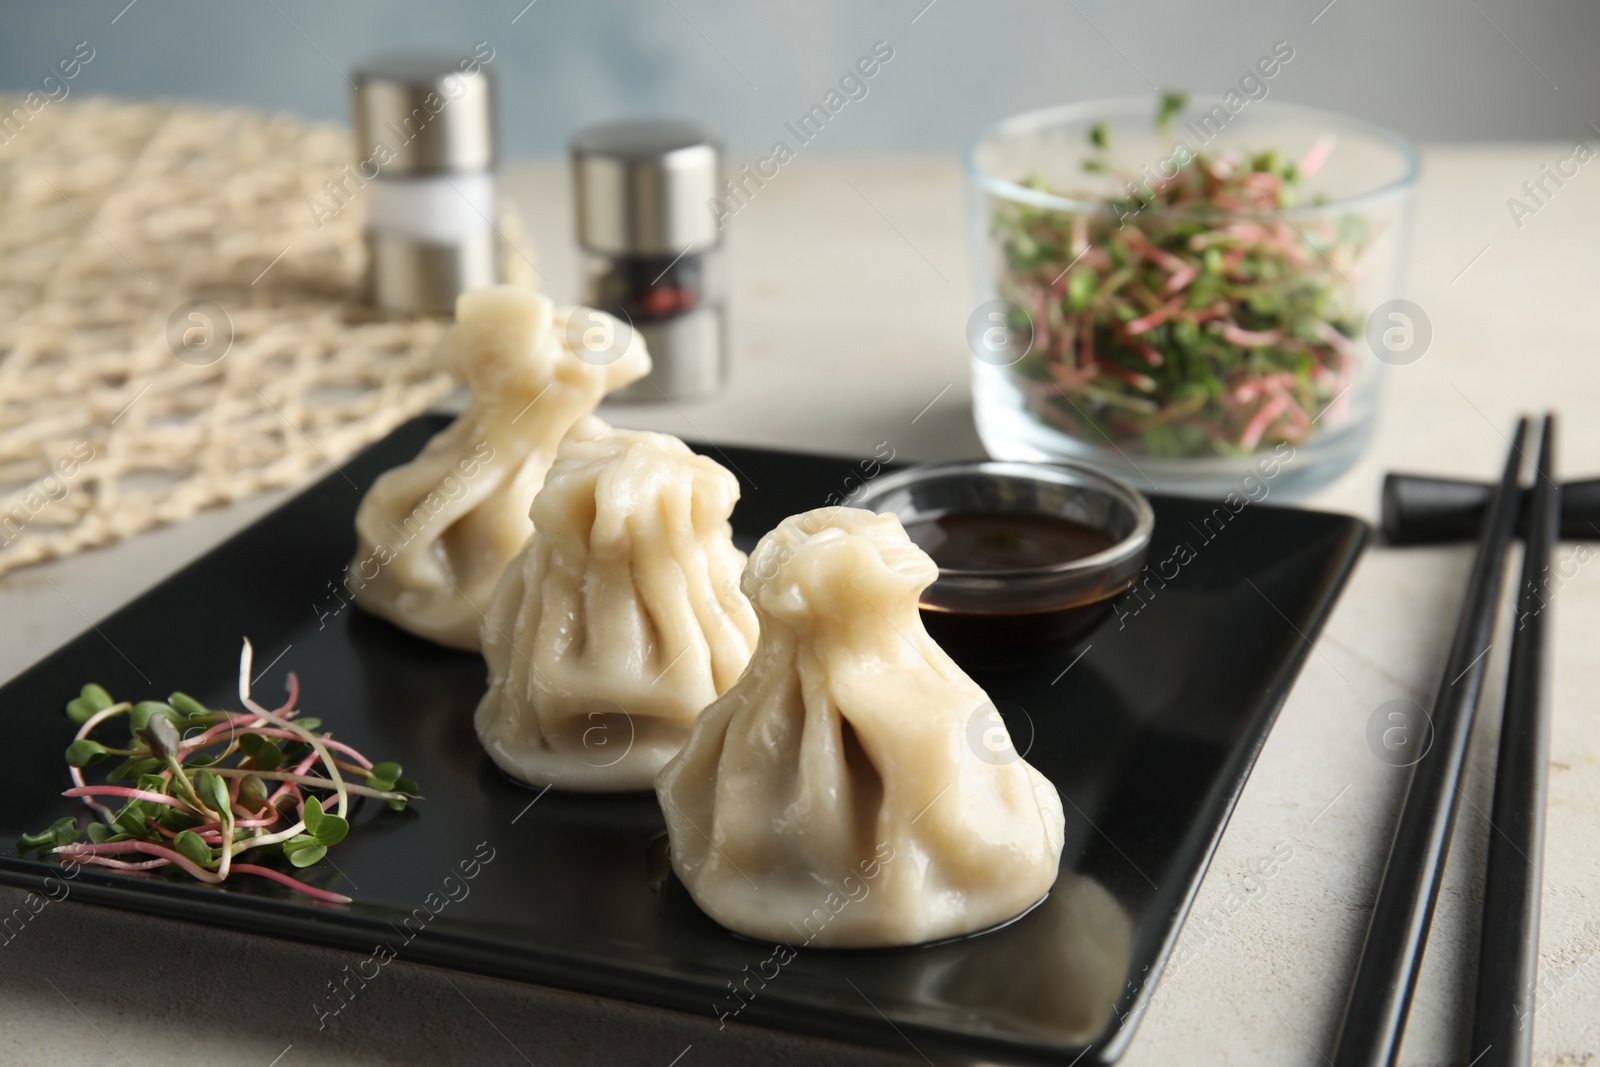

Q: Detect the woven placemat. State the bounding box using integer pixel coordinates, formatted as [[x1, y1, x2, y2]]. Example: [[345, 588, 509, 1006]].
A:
[[0, 95, 535, 576]]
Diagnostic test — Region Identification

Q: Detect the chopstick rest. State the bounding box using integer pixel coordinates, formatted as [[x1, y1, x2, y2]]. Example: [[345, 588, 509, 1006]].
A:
[[1381, 472, 1600, 544], [1468, 414, 1560, 1067], [1332, 419, 1529, 1067]]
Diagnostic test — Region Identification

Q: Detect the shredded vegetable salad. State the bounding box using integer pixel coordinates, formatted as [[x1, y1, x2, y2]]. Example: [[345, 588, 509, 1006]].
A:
[[18, 640, 420, 904], [994, 93, 1370, 458]]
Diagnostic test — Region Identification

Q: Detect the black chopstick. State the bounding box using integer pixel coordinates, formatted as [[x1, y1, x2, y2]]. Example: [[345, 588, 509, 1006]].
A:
[[1468, 414, 1559, 1067], [1331, 417, 1530, 1067]]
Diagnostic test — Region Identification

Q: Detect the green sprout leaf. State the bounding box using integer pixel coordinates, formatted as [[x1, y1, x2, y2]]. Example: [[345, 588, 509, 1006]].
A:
[[65, 739, 111, 768], [129, 700, 178, 733], [112, 805, 149, 837], [237, 733, 283, 771], [157, 807, 203, 833], [302, 795, 325, 835], [292, 717, 322, 732], [1088, 121, 1109, 149], [1067, 268, 1098, 312], [369, 761, 402, 792], [191, 769, 230, 815], [204, 772, 230, 814], [136, 714, 182, 761], [18, 816, 82, 855], [167, 691, 209, 721], [66, 684, 114, 724], [106, 757, 160, 783], [237, 775, 270, 814], [282, 834, 326, 868], [16, 831, 54, 854], [388, 776, 420, 812], [1156, 90, 1187, 132], [173, 830, 212, 869], [15, 831, 50, 854], [312, 814, 349, 847]]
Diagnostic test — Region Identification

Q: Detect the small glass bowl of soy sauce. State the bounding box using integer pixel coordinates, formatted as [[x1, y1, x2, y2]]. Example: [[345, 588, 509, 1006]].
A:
[[856, 460, 1153, 669]]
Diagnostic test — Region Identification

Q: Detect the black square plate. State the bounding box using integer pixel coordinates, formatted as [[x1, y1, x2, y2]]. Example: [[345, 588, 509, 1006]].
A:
[[0, 416, 1366, 1065]]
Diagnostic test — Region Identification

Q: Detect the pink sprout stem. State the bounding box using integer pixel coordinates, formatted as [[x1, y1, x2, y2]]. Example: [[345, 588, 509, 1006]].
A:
[[209, 727, 373, 769], [71, 855, 172, 871], [1300, 134, 1336, 178], [239, 641, 348, 819], [180, 713, 262, 750], [74, 703, 130, 742], [67, 840, 222, 882], [266, 750, 321, 808], [274, 672, 301, 715], [70, 702, 132, 820], [58, 841, 163, 856], [231, 864, 351, 904], [58, 847, 349, 903], [63, 786, 189, 808], [206, 767, 405, 801]]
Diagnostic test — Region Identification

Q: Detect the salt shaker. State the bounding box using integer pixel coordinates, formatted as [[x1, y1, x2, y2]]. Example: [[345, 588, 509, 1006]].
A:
[[571, 120, 726, 401], [353, 52, 498, 315]]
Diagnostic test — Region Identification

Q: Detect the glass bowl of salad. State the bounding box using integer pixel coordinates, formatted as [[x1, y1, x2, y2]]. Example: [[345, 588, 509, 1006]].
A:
[[967, 94, 1420, 497]]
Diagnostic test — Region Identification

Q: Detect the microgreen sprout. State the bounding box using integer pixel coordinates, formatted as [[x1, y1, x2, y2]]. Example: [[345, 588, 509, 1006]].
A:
[[19, 640, 422, 904], [1155, 90, 1187, 134], [992, 91, 1369, 458]]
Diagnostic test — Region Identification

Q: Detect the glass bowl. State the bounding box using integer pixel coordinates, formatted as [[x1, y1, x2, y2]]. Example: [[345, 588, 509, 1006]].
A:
[[967, 95, 1421, 498], [856, 460, 1153, 668]]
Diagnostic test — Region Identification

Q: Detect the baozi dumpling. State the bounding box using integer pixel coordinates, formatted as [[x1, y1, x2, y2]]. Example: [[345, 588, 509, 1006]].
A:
[[474, 418, 759, 792], [656, 507, 1065, 948], [349, 286, 648, 650]]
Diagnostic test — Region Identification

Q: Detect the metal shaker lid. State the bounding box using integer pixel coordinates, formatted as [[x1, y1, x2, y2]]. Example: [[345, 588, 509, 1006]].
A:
[[354, 52, 495, 175], [572, 120, 721, 255]]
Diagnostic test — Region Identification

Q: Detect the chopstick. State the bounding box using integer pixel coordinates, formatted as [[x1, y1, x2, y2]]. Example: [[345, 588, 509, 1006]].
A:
[[1331, 417, 1530, 1067], [1468, 414, 1559, 1067]]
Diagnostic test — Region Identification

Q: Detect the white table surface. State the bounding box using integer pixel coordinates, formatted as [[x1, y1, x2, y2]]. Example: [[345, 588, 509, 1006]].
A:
[[2, 151, 1597, 1066]]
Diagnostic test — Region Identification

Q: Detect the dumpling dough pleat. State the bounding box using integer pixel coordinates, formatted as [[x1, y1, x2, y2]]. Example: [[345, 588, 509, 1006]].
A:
[[656, 506, 1065, 948], [349, 286, 648, 650], [475, 418, 758, 792]]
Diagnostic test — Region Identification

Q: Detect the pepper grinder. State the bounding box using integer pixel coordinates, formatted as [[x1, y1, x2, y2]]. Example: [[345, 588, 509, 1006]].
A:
[[354, 52, 498, 315], [571, 120, 726, 401]]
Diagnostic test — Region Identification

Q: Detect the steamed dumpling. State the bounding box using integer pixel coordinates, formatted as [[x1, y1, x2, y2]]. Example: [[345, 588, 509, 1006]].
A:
[[348, 286, 648, 650], [656, 507, 1065, 948], [474, 418, 759, 791]]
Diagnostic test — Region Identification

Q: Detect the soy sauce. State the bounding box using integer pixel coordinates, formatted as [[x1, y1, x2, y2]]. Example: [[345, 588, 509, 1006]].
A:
[[903, 512, 1113, 572], [903, 512, 1120, 670]]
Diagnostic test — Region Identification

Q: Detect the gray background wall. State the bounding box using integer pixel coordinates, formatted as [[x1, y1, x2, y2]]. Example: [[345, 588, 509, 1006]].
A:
[[0, 0, 1595, 158]]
